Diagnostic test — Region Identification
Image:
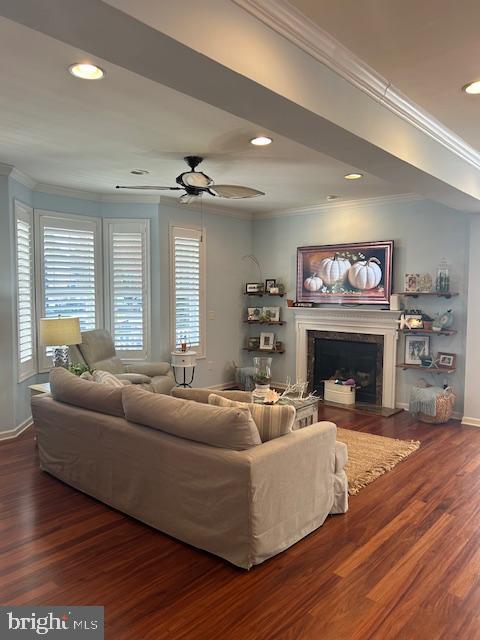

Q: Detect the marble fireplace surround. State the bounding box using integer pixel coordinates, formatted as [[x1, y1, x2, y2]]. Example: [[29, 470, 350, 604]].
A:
[[293, 308, 400, 408]]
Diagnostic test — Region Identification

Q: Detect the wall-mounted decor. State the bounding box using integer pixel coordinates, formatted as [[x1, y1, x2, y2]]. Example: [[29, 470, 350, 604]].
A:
[[405, 335, 430, 365], [262, 307, 280, 322], [404, 274, 420, 292], [247, 307, 262, 321], [297, 241, 393, 304], [246, 282, 262, 294], [265, 278, 276, 292], [437, 352, 456, 369], [259, 332, 275, 350]]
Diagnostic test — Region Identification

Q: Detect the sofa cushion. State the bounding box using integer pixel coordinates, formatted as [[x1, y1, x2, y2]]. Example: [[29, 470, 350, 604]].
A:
[[49, 367, 124, 418], [122, 386, 261, 450], [172, 387, 253, 404], [92, 370, 130, 387], [116, 372, 152, 384], [208, 394, 295, 442]]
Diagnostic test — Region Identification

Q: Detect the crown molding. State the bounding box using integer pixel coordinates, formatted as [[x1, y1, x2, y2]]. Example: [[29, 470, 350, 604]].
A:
[[159, 195, 254, 220], [33, 182, 99, 201], [0, 162, 14, 177], [100, 193, 162, 204], [255, 193, 421, 220], [233, 0, 480, 171]]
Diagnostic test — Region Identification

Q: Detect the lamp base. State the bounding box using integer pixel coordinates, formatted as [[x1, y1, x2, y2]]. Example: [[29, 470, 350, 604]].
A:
[[53, 346, 69, 368]]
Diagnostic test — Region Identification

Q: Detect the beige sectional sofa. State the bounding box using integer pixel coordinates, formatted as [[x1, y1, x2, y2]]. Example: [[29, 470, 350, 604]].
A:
[[32, 368, 348, 569]]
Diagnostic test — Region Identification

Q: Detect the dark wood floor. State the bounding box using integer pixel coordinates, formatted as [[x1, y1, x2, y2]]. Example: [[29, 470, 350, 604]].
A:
[[1, 409, 479, 639]]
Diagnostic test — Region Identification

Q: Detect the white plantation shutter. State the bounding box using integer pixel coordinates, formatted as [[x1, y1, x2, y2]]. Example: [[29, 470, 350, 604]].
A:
[[171, 227, 205, 355], [14, 201, 37, 381], [37, 212, 102, 369], [104, 220, 150, 359]]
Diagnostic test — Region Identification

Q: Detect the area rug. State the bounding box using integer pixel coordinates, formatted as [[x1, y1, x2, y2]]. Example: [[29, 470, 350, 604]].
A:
[[336, 428, 420, 495]]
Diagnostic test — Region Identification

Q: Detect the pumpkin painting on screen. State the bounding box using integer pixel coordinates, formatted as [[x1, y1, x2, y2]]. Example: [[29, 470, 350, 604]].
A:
[[297, 241, 394, 304]]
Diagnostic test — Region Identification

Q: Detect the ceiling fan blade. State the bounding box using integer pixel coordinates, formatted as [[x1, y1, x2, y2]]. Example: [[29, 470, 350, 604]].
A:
[[208, 184, 265, 199], [115, 185, 182, 190]]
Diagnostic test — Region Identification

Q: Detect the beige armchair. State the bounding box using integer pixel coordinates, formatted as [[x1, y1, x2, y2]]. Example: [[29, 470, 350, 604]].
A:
[[69, 329, 175, 394]]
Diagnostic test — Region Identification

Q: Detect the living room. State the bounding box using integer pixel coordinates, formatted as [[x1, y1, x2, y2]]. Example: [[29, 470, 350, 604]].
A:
[[1, 1, 479, 639]]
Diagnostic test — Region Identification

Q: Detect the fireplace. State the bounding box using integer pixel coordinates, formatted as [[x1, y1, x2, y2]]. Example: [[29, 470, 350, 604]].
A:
[[307, 331, 384, 405]]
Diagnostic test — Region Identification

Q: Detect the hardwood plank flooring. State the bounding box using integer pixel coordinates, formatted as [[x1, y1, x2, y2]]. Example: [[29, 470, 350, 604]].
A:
[[1, 408, 479, 639]]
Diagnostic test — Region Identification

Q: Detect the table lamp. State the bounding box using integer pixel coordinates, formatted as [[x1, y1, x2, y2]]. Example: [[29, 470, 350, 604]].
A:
[[39, 316, 82, 368]]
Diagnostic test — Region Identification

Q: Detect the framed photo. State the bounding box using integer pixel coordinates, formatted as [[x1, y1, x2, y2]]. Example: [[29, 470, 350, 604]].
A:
[[262, 306, 280, 322], [265, 278, 276, 292], [260, 332, 275, 351], [437, 352, 456, 369], [405, 335, 430, 365], [297, 241, 394, 305], [247, 307, 262, 321], [405, 274, 420, 292], [247, 337, 260, 350], [418, 273, 433, 293], [246, 283, 262, 294]]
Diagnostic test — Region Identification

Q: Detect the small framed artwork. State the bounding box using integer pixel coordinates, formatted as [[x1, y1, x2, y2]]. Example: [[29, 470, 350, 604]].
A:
[[418, 273, 433, 293], [247, 337, 260, 350], [247, 307, 262, 321], [405, 335, 430, 365], [265, 278, 276, 292], [246, 283, 262, 294], [262, 306, 280, 322], [404, 274, 420, 292], [260, 332, 275, 351], [437, 352, 456, 369], [275, 340, 283, 352]]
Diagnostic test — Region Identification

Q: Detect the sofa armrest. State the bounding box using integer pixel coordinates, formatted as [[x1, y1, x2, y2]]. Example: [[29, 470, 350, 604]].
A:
[[124, 361, 172, 377], [243, 421, 338, 565]]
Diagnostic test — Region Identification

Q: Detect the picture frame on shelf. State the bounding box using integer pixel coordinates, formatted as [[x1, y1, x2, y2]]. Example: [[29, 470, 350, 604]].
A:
[[437, 352, 456, 369], [275, 340, 283, 352], [265, 278, 276, 292], [247, 337, 260, 350], [404, 313, 423, 330], [247, 307, 262, 321], [260, 332, 275, 351], [262, 306, 280, 322], [246, 282, 262, 294], [405, 335, 430, 365], [418, 273, 433, 292], [404, 274, 420, 292]]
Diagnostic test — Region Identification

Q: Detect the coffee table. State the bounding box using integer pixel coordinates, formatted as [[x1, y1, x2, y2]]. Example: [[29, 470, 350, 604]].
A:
[[253, 394, 319, 430]]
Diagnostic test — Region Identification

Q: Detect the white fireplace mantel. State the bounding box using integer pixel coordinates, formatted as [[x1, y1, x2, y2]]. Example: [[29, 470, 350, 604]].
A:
[[292, 307, 400, 408]]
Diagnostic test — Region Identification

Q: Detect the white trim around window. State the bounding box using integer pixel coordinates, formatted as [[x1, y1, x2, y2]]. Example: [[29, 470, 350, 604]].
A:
[[35, 210, 103, 371], [103, 219, 151, 361], [170, 225, 206, 358], [14, 200, 37, 382]]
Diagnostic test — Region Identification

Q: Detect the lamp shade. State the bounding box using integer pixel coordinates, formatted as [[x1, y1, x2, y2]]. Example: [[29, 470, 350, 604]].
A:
[[39, 317, 82, 346]]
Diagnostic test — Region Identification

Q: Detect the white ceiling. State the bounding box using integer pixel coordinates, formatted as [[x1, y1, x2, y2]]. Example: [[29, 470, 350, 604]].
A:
[[0, 17, 406, 213], [290, 0, 480, 153]]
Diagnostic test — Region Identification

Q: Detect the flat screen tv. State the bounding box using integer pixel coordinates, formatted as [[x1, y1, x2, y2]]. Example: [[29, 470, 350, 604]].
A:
[[296, 240, 394, 305]]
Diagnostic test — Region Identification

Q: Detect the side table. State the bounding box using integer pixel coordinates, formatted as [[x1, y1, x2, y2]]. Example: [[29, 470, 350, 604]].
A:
[[171, 351, 197, 387]]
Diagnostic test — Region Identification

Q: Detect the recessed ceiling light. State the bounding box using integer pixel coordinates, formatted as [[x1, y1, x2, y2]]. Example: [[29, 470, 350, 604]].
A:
[[463, 80, 480, 95], [68, 63, 105, 80], [326, 195, 340, 201], [344, 172, 363, 180], [130, 169, 149, 175], [250, 136, 272, 146]]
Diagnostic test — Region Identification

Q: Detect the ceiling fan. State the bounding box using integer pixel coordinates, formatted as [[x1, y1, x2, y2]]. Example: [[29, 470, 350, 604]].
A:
[[116, 156, 265, 204]]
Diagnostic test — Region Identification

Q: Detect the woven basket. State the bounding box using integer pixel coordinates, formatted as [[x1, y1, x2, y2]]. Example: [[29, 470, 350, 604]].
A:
[[418, 389, 456, 424]]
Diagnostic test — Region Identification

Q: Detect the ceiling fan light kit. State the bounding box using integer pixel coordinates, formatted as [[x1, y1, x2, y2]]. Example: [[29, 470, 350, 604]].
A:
[[116, 156, 265, 203]]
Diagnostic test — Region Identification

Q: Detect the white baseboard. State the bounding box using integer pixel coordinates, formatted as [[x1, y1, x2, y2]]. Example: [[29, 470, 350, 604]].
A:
[[461, 416, 480, 428], [208, 381, 237, 390], [0, 417, 33, 441]]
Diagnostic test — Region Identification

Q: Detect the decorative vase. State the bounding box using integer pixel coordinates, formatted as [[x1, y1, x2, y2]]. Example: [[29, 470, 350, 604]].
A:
[[253, 356, 272, 399]]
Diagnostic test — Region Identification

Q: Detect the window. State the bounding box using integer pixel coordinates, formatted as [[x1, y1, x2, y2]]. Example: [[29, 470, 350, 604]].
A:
[[36, 211, 102, 370], [14, 201, 37, 381], [104, 219, 150, 360], [171, 226, 205, 356]]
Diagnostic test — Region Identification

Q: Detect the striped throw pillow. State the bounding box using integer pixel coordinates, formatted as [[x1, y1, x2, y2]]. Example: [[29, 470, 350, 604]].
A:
[[92, 370, 127, 387], [208, 394, 295, 442]]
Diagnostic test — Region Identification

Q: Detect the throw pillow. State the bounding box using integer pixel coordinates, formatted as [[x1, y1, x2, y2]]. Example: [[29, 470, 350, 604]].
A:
[[92, 370, 128, 387], [208, 394, 295, 442], [122, 386, 261, 451]]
